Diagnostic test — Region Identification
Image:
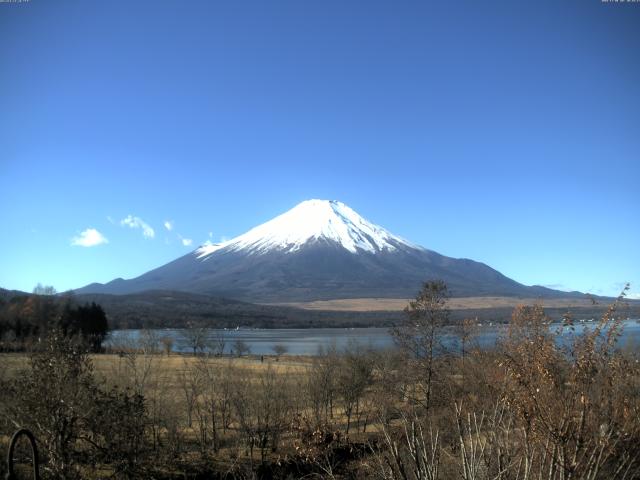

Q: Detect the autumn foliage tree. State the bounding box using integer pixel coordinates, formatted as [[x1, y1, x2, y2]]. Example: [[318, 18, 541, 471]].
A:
[[0, 288, 109, 351], [500, 290, 640, 478]]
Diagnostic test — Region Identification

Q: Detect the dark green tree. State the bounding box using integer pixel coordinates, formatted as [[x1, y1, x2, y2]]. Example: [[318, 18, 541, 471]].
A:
[[59, 301, 109, 352]]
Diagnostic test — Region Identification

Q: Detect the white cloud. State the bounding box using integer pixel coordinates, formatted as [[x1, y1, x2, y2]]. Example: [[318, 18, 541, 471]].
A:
[[164, 220, 173, 231], [121, 215, 155, 238], [627, 292, 640, 300], [177, 233, 193, 247], [208, 231, 213, 239], [71, 228, 108, 247]]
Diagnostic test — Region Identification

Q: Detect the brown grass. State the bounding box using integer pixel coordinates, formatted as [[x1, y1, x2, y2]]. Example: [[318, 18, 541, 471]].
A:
[[269, 296, 603, 311], [1, 352, 313, 391]]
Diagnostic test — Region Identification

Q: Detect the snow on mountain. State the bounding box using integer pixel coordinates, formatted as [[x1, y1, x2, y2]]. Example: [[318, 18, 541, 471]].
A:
[[74, 199, 585, 302], [195, 199, 418, 258]]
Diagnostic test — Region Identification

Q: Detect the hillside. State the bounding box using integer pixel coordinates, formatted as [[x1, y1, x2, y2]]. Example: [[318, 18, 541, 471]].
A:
[[75, 200, 586, 302]]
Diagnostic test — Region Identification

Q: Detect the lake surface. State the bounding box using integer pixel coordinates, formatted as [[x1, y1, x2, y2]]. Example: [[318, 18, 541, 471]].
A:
[[107, 319, 640, 356]]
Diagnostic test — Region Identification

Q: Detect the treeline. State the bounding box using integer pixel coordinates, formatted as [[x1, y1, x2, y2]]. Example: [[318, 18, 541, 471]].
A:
[[73, 290, 403, 329], [72, 289, 640, 330], [0, 287, 109, 352]]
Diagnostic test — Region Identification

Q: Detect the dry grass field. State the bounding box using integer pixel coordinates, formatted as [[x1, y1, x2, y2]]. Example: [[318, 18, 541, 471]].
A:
[[271, 295, 605, 311], [1, 351, 313, 380], [1, 349, 372, 478]]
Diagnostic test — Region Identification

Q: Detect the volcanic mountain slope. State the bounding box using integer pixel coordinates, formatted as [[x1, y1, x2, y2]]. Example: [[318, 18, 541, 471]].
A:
[[75, 200, 581, 302]]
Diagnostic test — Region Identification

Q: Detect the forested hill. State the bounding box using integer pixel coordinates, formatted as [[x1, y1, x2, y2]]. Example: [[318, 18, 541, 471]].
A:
[[74, 289, 640, 330], [2, 287, 638, 331], [72, 290, 402, 329]]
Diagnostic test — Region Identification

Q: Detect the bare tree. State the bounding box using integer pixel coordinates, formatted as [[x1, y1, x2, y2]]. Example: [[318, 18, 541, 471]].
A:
[[307, 343, 340, 425], [160, 335, 174, 356], [181, 322, 208, 356], [272, 343, 288, 359], [207, 330, 226, 356], [109, 331, 156, 397], [190, 357, 236, 455], [307, 357, 336, 426], [374, 411, 441, 480], [0, 330, 147, 479], [336, 342, 374, 435], [32, 283, 57, 296], [232, 339, 251, 357], [178, 359, 202, 428], [232, 366, 291, 465], [139, 328, 160, 353], [392, 280, 449, 410]]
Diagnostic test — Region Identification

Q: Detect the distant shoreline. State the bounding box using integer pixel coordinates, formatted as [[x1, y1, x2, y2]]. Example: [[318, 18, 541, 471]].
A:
[[266, 295, 630, 312]]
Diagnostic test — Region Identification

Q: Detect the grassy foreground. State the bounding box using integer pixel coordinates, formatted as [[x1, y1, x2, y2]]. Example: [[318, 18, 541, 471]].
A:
[[1, 296, 640, 479]]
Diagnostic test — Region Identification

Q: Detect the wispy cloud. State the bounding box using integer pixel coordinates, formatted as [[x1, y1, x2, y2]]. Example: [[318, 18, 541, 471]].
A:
[[164, 220, 173, 231], [177, 233, 193, 247], [121, 215, 155, 238], [71, 228, 108, 247]]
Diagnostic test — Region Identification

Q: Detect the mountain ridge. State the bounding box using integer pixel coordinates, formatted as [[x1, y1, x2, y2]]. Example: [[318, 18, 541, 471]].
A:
[[74, 200, 588, 302]]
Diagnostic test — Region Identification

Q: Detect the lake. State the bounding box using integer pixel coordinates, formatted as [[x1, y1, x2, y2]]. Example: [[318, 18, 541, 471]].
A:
[[107, 319, 640, 356]]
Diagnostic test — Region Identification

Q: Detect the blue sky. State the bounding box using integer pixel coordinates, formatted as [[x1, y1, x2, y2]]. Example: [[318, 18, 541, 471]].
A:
[[1, 0, 638, 298]]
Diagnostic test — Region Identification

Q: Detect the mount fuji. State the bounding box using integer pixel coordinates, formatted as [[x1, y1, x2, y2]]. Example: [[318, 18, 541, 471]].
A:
[[75, 200, 575, 302]]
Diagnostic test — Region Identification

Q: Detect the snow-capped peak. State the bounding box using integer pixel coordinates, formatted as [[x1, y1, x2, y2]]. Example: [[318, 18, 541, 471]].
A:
[[195, 199, 416, 259]]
